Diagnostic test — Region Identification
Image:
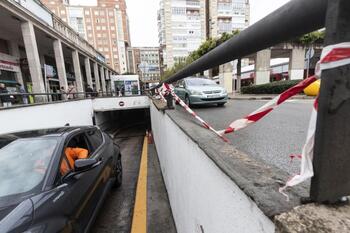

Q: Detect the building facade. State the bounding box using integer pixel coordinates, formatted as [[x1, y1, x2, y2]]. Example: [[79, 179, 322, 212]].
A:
[[158, 0, 250, 70], [209, 0, 250, 38], [41, 0, 131, 74], [127, 47, 161, 84], [0, 0, 115, 99], [158, 0, 207, 69]]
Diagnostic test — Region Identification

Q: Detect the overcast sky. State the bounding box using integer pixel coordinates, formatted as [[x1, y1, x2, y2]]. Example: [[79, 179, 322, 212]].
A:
[[126, 0, 291, 47]]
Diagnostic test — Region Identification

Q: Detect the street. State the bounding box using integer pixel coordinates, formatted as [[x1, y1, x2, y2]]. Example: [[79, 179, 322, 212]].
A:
[[181, 99, 314, 175], [91, 129, 144, 233]]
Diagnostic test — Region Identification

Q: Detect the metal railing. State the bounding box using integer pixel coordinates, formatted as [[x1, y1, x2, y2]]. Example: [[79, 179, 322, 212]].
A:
[[0, 90, 146, 108]]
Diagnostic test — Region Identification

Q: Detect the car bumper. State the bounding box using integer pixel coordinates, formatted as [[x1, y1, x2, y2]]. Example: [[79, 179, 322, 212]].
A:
[[189, 95, 228, 105]]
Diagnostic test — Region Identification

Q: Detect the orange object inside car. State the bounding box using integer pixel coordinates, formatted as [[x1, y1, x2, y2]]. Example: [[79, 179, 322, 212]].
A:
[[60, 147, 88, 175]]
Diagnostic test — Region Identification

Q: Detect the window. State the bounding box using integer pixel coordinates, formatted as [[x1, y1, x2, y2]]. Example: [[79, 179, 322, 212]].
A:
[[86, 130, 103, 153], [0, 138, 58, 197], [60, 134, 90, 176], [172, 7, 186, 15]]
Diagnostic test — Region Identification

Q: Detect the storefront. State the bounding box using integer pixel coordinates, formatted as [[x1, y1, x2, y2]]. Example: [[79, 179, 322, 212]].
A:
[[0, 52, 21, 91]]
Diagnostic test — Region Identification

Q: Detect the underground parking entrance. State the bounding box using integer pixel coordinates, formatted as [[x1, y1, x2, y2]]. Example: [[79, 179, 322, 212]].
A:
[[91, 108, 177, 233]]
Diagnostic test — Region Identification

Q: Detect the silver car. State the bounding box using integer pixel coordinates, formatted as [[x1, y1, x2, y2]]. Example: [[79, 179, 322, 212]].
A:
[[174, 77, 228, 107]]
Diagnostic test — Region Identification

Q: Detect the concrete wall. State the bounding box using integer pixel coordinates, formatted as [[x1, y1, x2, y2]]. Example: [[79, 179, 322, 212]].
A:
[[0, 100, 93, 134], [93, 96, 149, 112], [0, 97, 150, 134], [151, 103, 274, 233]]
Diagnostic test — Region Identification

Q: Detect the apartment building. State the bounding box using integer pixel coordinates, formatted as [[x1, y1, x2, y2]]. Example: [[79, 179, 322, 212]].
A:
[[158, 0, 207, 69], [41, 0, 130, 74], [209, 0, 250, 38], [127, 47, 161, 84], [158, 0, 250, 69]]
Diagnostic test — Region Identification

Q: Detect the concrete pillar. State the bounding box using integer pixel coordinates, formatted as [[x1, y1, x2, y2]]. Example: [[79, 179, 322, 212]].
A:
[[104, 69, 109, 92], [53, 39, 68, 90], [21, 21, 46, 96], [236, 58, 242, 92], [84, 57, 93, 87], [39, 54, 45, 68], [219, 62, 233, 94], [93, 62, 101, 94], [100, 66, 106, 93], [289, 47, 305, 80], [255, 49, 271, 85], [72, 50, 84, 93], [8, 41, 24, 86], [204, 69, 213, 78]]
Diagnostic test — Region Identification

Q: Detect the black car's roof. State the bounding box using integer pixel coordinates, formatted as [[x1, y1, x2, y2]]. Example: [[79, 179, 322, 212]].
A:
[[0, 126, 97, 148]]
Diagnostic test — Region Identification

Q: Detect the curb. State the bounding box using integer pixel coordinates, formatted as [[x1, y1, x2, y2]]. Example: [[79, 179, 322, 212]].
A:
[[229, 96, 316, 101]]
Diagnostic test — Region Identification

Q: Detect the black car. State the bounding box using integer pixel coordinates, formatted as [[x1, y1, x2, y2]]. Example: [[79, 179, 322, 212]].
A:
[[0, 126, 122, 233]]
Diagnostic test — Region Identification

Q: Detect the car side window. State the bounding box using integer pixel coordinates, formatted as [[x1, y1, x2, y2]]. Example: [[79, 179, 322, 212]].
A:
[[59, 133, 90, 177], [86, 129, 103, 154]]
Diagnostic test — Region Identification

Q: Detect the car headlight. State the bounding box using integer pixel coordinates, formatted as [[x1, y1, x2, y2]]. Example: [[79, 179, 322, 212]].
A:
[[222, 89, 227, 95], [189, 90, 203, 95]]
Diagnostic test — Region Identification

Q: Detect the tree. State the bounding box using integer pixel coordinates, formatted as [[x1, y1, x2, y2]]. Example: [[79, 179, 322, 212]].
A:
[[161, 30, 241, 80]]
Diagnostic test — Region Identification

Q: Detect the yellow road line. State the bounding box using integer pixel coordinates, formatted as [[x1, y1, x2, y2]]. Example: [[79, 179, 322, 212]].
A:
[[131, 135, 148, 233]]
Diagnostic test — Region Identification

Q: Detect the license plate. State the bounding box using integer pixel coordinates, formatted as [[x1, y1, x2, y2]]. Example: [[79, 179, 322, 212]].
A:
[[208, 94, 221, 98]]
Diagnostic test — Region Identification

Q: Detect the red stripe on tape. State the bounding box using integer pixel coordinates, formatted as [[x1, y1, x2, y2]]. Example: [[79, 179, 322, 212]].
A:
[[246, 108, 274, 122], [321, 48, 350, 63]]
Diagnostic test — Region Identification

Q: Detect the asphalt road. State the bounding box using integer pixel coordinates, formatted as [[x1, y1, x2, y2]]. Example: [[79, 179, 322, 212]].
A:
[[91, 128, 144, 233], [185, 99, 314, 175], [91, 126, 176, 233]]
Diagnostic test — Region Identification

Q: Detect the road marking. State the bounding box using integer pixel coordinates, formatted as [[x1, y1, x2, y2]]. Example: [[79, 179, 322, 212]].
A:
[[131, 135, 148, 233]]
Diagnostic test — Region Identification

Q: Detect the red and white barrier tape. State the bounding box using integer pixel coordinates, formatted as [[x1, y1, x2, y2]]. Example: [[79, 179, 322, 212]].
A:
[[161, 83, 229, 142], [218, 76, 318, 135], [158, 88, 167, 103], [279, 42, 350, 199]]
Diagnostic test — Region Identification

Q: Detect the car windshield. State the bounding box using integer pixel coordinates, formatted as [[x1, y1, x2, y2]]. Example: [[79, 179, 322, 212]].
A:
[[186, 78, 216, 87], [0, 138, 58, 198]]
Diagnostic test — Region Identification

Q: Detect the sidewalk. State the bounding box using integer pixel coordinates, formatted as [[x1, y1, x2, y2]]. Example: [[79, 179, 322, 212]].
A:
[[228, 93, 316, 100]]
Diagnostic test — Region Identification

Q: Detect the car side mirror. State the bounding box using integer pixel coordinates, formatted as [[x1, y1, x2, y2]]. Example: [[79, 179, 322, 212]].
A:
[[62, 159, 101, 182], [74, 158, 100, 172]]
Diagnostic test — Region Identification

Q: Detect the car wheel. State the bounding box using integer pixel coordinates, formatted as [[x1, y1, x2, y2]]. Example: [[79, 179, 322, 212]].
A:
[[114, 155, 122, 188], [185, 95, 191, 106], [217, 103, 225, 107]]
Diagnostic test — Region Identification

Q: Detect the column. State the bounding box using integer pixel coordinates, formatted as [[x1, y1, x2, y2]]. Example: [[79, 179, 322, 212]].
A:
[[93, 62, 101, 94], [53, 39, 68, 90], [219, 62, 233, 94], [8, 41, 24, 86], [289, 47, 305, 80], [21, 21, 46, 97], [104, 68, 109, 93], [100, 66, 106, 93], [204, 69, 213, 78], [236, 58, 242, 92], [84, 57, 93, 87], [72, 50, 84, 93], [255, 49, 271, 85]]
